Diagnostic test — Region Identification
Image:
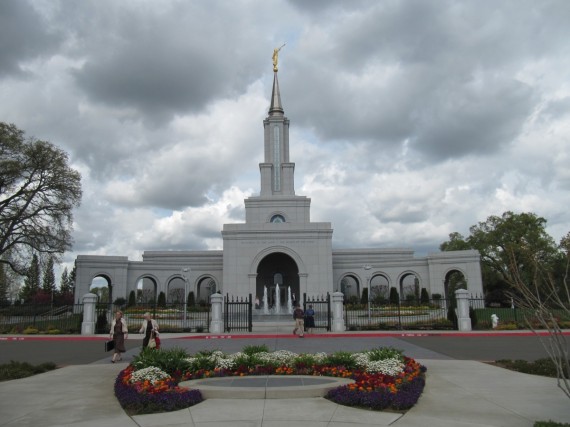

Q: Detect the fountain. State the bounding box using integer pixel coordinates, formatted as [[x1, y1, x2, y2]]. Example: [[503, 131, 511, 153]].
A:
[[287, 286, 293, 314], [263, 286, 269, 315], [275, 283, 281, 314]]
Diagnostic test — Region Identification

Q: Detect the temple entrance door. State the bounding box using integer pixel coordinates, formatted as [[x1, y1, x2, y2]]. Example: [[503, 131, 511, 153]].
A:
[[256, 252, 300, 309]]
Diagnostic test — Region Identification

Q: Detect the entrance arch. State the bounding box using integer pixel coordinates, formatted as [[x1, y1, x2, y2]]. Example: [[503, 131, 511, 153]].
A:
[[90, 274, 112, 304], [256, 252, 299, 309], [340, 274, 360, 302], [136, 276, 158, 304], [399, 272, 420, 302], [444, 269, 467, 300]]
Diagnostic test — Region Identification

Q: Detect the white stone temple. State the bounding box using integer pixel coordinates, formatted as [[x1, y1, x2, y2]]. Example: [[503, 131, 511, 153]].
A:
[[74, 63, 483, 308]]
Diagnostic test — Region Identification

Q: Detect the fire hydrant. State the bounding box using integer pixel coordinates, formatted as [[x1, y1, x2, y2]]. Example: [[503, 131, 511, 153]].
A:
[[491, 314, 499, 329]]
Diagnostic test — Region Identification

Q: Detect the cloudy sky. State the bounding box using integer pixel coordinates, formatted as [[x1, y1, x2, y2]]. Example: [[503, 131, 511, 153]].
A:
[[1, 0, 569, 276]]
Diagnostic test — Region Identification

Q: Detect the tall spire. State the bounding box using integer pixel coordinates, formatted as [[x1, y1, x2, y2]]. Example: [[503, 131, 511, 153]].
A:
[[268, 71, 284, 115]]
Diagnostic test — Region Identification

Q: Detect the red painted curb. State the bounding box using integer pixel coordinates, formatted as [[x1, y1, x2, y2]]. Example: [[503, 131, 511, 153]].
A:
[[2, 331, 568, 341]]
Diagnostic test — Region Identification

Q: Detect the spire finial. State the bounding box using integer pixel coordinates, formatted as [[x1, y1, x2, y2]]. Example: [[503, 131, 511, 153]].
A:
[[272, 43, 286, 72]]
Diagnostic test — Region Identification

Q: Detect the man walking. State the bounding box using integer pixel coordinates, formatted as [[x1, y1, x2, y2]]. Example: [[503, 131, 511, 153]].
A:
[[293, 304, 304, 338]]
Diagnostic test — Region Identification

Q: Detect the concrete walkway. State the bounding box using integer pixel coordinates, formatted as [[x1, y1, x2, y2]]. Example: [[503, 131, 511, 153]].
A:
[[0, 333, 569, 426]]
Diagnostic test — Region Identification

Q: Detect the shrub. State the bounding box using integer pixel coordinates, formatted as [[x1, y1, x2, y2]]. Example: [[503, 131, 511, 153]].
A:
[[360, 288, 368, 305], [0, 361, 57, 381], [128, 291, 136, 307], [469, 306, 478, 328], [242, 344, 270, 355], [132, 347, 191, 379], [23, 326, 39, 334], [496, 358, 569, 379], [325, 351, 358, 369], [366, 347, 404, 362], [389, 287, 399, 305], [420, 288, 429, 304], [157, 292, 166, 308], [114, 297, 126, 306], [187, 291, 195, 307]]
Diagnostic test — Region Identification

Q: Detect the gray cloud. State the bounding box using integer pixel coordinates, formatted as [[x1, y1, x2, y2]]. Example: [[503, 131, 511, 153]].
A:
[[0, 1, 62, 77], [1, 0, 569, 267]]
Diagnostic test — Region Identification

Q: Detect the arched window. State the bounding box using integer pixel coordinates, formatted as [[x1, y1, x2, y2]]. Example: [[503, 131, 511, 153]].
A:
[[270, 214, 285, 223]]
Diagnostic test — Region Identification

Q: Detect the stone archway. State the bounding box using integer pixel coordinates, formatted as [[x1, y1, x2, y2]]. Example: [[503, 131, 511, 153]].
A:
[[340, 274, 360, 302], [256, 252, 299, 309], [399, 272, 420, 303], [444, 269, 467, 300], [90, 274, 112, 304]]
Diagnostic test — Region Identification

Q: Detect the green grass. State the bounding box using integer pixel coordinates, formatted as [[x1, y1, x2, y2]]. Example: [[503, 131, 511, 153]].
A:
[[0, 361, 58, 382], [495, 358, 569, 379], [534, 421, 570, 427]]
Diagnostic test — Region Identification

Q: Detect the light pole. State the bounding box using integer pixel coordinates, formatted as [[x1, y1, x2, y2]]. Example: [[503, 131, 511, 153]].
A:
[[181, 268, 190, 327], [363, 265, 372, 324]]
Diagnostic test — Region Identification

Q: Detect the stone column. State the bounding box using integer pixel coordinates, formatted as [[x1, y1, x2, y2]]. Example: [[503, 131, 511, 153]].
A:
[[331, 292, 345, 332], [455, 289, 472, 332], [209, 293, 224, 334], [81, 293, 98, 335]]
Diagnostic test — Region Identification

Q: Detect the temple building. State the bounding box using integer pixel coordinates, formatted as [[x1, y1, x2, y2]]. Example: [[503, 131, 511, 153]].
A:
[[74, 61, 483, 307]]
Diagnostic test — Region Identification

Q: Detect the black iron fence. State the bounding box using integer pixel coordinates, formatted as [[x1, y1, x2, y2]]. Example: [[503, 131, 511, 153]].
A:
[[0, 304, 84, 334], [469, 298, 570, 329], [344, 298, 455, 331], [96, 303, 210, 334], [224, 294, 252, 332], [303, 293, 331, 331]]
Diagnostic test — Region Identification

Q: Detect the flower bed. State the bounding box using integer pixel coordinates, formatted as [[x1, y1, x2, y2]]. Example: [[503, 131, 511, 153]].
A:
[[115, 346, 426, 415]]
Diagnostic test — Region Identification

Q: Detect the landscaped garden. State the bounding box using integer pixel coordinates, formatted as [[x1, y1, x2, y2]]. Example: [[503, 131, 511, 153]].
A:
[[114, 345, 427, 415]]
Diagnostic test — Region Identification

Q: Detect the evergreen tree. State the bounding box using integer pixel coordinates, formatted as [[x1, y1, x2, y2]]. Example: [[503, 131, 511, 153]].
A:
[[42, 257, 56, 294], [58, 266, 74, 305], [20, 254, 40, 302], [128, 290, 136, 307], [420, 288, 430, 304], [157, 291, 166, 307], [389, 287, 399, 305], [361, 288, 369, 305], [188, 291, 195, 307]]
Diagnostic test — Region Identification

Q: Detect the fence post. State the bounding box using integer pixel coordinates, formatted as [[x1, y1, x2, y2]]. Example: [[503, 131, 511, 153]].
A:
[[81, 293, 98, 335], [210, 293, 223, 334], [331, 292, 345, 332], [455, 289, 472, 331]]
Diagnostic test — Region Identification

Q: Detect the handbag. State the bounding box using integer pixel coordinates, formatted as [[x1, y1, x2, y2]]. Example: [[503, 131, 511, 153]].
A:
[[105, 340, 115, 352], [148, 337, 156, 349]]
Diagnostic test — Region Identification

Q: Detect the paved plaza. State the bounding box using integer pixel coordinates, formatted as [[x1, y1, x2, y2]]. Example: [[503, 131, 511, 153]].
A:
[[0, 332, 569, 427]]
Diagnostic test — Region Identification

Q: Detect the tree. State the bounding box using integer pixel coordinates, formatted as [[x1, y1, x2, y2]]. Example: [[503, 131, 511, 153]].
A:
[[157, 291, 166, 307], [440, 212, 559, 300], [420, 288, 430, 305], [0, 123, 82, 275], [19, 253, 40, 302], [0, 263, 10, 306], [128, 290, 136, 307], [389, 287, 399, 305], [42, 257, 56, 296], [509, 231, 570, 399], [58, 266, 74, 305], [360, 287, 368, 305]]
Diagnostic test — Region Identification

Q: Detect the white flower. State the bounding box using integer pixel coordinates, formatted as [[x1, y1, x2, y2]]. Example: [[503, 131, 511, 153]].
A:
[[130, 366, 170, 384]]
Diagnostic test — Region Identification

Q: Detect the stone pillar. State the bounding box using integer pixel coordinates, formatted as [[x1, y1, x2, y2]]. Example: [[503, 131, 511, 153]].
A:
[[81, 293, 98, 335], [331, 292, 345, 332], [455, 289, 472, 332], [209, 293, 224, 334]]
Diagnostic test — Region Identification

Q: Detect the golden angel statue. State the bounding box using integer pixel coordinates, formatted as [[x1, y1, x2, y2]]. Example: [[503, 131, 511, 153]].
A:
[[272, 43, 286, 72]]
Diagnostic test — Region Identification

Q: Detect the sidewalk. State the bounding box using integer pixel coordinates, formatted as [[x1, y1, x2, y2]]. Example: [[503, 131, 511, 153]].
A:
[[0, 331, 570, 427], [0, 359, 568, 427]]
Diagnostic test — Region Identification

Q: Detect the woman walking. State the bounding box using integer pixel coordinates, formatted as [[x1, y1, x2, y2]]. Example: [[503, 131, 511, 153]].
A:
[[139, 312, 160, 349], [109, 310, 128, 363]]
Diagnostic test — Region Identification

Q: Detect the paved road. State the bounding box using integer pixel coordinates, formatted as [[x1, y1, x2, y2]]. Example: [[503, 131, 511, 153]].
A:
[[0, 333, 553, 366]]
